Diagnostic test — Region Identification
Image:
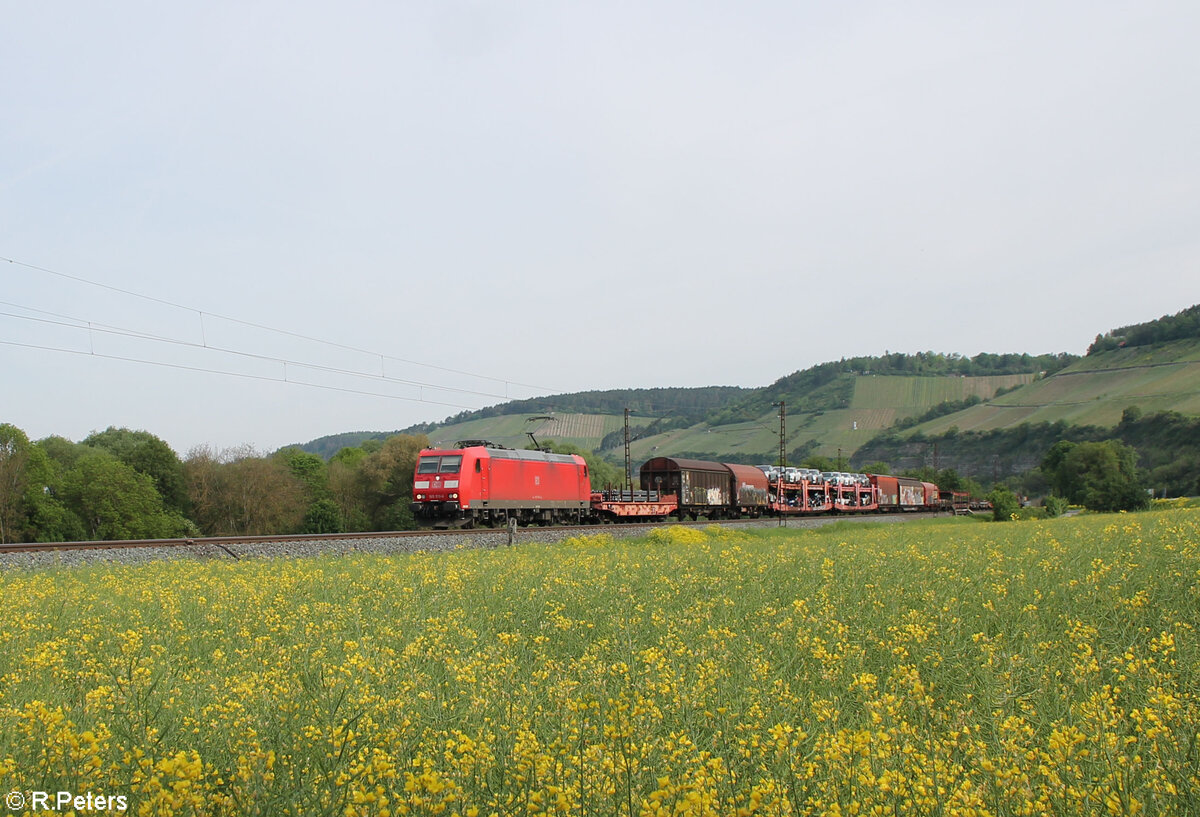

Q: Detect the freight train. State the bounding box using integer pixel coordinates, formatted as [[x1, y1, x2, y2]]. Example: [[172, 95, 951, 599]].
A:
[[411, 442, 951, 528]]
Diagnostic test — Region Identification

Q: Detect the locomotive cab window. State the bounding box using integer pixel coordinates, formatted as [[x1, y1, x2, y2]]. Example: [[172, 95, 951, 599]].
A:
[[417, 455, 462, 474]]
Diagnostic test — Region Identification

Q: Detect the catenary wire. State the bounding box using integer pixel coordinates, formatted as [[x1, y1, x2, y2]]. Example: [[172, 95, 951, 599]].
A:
[[1, 303, 765, 419], [1, 254, 559, 394], [0, 339, 480, 411], [3, 257, 777, 419], [0, 306, 523, 403], [0, 292, 762, 418]]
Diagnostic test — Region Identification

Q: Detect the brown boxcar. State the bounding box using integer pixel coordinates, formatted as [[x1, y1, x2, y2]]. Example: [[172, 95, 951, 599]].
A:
[[639, 457, 769, 519], [871, 475, 931, 512], [726, 463, 770, 512], [640, 457, 730, 518]]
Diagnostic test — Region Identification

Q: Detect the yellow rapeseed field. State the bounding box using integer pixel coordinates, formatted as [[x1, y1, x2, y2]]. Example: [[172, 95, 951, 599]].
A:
[[1, 511, 1197, 816]]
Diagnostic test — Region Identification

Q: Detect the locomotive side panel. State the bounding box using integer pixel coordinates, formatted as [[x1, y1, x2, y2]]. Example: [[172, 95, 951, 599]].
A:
[[483, 449, 591, 508]]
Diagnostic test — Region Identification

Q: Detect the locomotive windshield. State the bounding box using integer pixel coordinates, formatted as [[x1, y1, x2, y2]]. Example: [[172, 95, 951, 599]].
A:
[[417, 455, 462, 474]]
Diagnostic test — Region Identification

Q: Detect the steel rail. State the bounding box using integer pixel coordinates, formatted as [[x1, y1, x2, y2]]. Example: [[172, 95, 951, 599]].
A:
[[0, 528, 467, 554], [0, 524, 654, 554]]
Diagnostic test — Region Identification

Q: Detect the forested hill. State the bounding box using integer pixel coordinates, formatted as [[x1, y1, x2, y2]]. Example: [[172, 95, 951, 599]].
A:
[[293, 388, 751, 457], [295, 305, 1199, 461], [298, 352, 1077, 457], [1088, 303, 1200, 355], [412, 354, 1075, 433], [399, 386, 751, 435], [705, 352, 1078, 426]]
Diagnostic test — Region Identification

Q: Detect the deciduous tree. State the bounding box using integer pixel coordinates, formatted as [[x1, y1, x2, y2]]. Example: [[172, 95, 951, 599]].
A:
[[357, 434, 428, 530], [0, 424, 32, 543], [1041, 440, 1148, 512], [183, 445, 307, 535], [83, 427, 189, 515], [57, 447, 192, 540]]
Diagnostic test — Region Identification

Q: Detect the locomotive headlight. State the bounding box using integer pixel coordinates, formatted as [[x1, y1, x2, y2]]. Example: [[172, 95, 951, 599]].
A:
[[450, 492, 458, 499], [416, 493, 425, 500]]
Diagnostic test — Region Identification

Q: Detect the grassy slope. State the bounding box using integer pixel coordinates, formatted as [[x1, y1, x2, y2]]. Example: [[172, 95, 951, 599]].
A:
[[912, 338, 1200, 436], [406, 372, 1057, 462], [314, 341, 1200, 463], [623, 374, 1034, 462]]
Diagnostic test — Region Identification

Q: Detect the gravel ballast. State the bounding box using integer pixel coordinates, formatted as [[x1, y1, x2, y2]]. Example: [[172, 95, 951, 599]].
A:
[[0, 514, 931, 571]]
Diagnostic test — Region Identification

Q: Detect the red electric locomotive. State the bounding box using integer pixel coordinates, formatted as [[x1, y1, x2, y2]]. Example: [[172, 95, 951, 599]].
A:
[[411, 443, 592, 528]]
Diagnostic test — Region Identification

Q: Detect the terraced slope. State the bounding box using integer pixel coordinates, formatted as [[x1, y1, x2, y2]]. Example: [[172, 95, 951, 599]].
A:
[[621, 373, 1034, 462], [852, 374, 1034, 409], [913, 339, 1200, 436]]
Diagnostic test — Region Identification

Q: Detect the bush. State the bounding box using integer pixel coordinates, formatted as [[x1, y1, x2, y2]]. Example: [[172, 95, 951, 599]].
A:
[[987, 487, 1020, 522], [302, 499, 343, 534], [1043, 495, 1069, 518]]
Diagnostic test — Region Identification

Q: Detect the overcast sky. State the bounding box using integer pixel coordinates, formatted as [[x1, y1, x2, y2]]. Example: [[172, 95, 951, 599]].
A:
[[3, 1, 1198, 456]]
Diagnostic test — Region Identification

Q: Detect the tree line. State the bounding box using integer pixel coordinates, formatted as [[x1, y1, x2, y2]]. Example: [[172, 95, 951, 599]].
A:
[[414, 387, 751, 437], [0, 424, 438, 544], [0, 425, 638, 544], [1087, 303, 1200, 355]]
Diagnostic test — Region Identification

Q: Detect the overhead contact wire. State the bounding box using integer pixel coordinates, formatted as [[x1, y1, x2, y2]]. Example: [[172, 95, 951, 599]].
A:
[[0, 339, 478, 410], [2, 254, 559, 393], [0, 308, 519, 403]]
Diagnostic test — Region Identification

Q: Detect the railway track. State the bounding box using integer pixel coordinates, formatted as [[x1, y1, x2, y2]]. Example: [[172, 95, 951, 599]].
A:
[[0, 527, 468, 555], [0, 512, 946, 567]]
